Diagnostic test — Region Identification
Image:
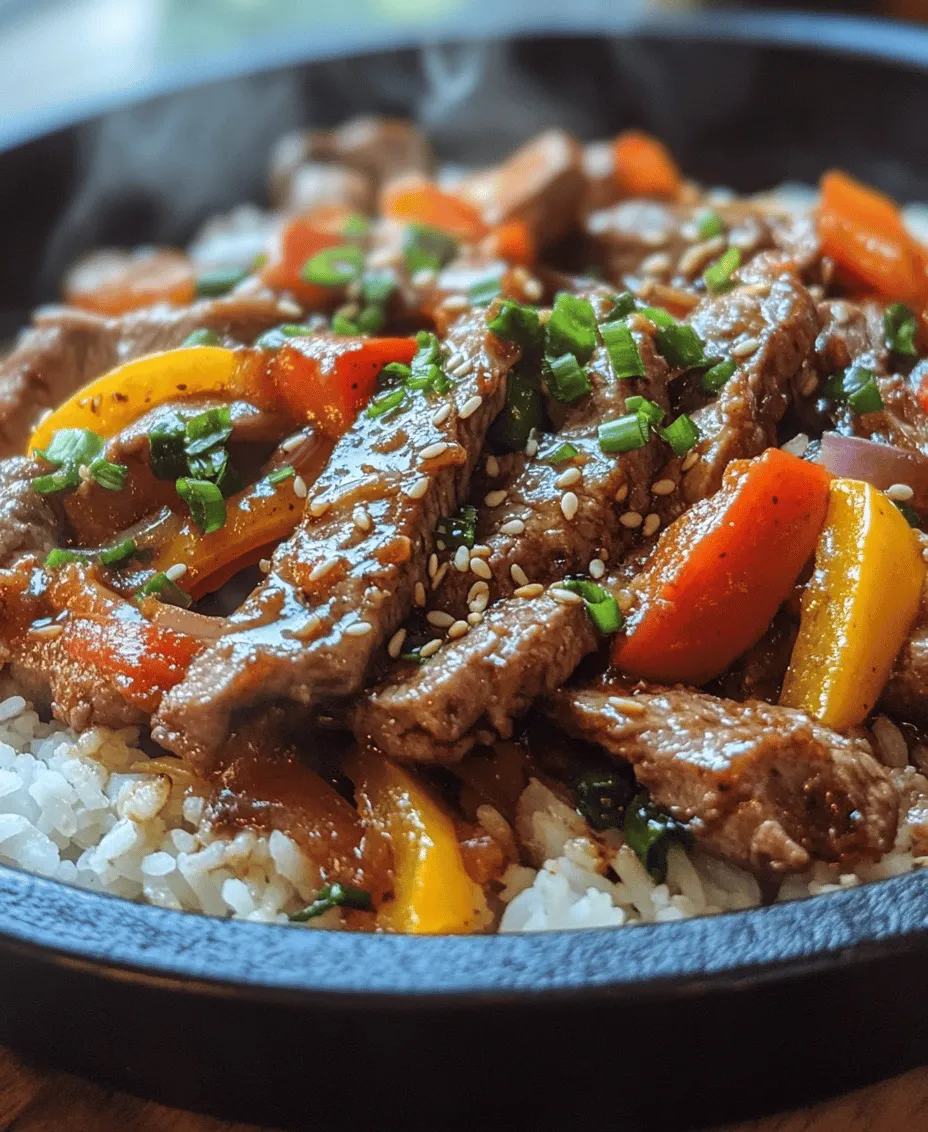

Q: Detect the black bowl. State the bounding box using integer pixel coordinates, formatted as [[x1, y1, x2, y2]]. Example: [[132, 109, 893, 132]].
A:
[[2, 12, 928, 1131]]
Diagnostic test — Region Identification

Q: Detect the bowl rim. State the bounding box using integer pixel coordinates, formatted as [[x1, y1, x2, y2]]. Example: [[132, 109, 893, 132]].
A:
[[3, 10, 928, 1003]]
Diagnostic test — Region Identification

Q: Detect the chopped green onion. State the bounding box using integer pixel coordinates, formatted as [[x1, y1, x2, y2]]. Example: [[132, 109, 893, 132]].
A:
[[356, 305, 386, 334], [331, 311, 359, 335], [342, 213, 370, 241], [402, 224, 457, 276], [136, 572, 192, 609], [254, 324, 314, 352], [703, 247, 741, 293], [558, 578, 623, 635], [545, 442, 579, 464], [360, 271, 396, 307], [301, 244, 364, 288], [696, 210, 725, 240], [251, 252, 269, 270], [89, 458, 128, 492], [44, 547, 89, 568], [185, 407, 233, 457], [366, 387, 407, 419], [701, 357, 736, 394], [637, 305, 677, 329], [290, 882, 373, 922], [623, 790, 688, 883], [186, 446, 229, 485], [488, 365, 545, 453], [603, 291, 637, 320], [895, 500, 922, 528], [885, 303, 919, 358], [600, 320, 645, 379], [574, 768, 635, 831], [98, 537, 138, 567], [660, 413, 700, 457], [655, 323, 708, 369], [826, 366, 884, 414], [468, 271, 504, 307], [598, 414, 650, 454], [33, 469, 80, 495], [176, 477, 227, 534], [545, 352, 592, 403], [399, 650, 425, 665], [182, 328, 221, 348], [195, 266, 249, 298], [407, 331, 450, 396], [435, 505, 478, 552], [376, 362, 412, 390], [545, 292, 598, 364], [38, 429, 104, 468], [267, 465, 295, 485], [486, 300, 542, 351], [625, 396, 665, 427]]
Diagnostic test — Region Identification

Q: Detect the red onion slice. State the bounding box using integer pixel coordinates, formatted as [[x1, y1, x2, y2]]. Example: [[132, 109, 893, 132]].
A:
[[815, 432, 928, 509]]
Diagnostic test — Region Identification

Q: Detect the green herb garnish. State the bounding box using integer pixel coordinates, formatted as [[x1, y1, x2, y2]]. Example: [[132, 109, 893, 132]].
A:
[[696, 210, 725, 240], [825, 366, 884, 415], [545, 352, 592, 403], [545, 292, 598, 365], [182, 328, 222, 348], [623, 790, 689, 883], [267, 465, 295, 485], [575, 769, 635, 831], [195, 266, 249, 298], [600, 320, 645, 380], [33, 429, 127, 495], [655, 323, 708, 369], [701, 357, 736, 395], [545, 442, 579, 464], [598, 414, 650, 454], [557, 578, 623, 635], [884, 303, 919, 358], [703, 247, 741, 293], [660, 413, 700, 457], [176, 477, 227, 534], [402, 224, 457, 276], [136, 572, 192, 609], [488, 365, 545, 453], [301, 244, 364, 288], [486, 300, 542, 351], [468, 270, 505, 307], [290, 882, 373, 922]]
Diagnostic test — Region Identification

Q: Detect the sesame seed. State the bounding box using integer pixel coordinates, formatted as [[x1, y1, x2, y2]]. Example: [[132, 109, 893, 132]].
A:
[[525, 436, 539, 458], [500, 518, 525, 536], [550, 587, 583, 606], [678, 235, 726, 278], [523, 277, 543, 301], [485, 489, 508, 508], [421, 441, 449, 461], [442, 294, 469, 313], [406, 476, 430, 500], [681, 450, 700, 472], [428, 553, 439, 578], [468, 581, 489, 603], [431, 561, 450, 589], [293, 475, 308, 499], [614, 484, 629, 503], [510, 563, 530, 587], [447, 620, 469, 640], [471, 544, 492, 558], [309, 556, 340, 582], [459, 395, 482, 419], [651, 479, 676, 496], [78, 463, 91, 482], [427, 610, 455, 629], [281, 434, 304, 453], [467, 611, 484, 626], [641, 252, 672, 277], [732, 336, 761, 359], [345, 621, 373, 637], [485, 455, 500, 477], [432, 404, 452, 426], [353, 506, 372, 532], [309, 496, 329, 517], [414, 582, 427, 607], [388, 628, 407, 659], [643, 513, 661, 537], [514, 583, 544, 599], [165, 563, 188, 581], [470, 557, 492, 580], [450, 357, 474, 378], [470, 592, 489, 613], [556, 467, 582, 489], [560, 492, 579, 521], [259, 558, 271, 574], [608, 695, 647, 717], [887, 483, 915, 502], [454, 545, 471, 572], [276, 298, 303, 318], [445, 352, 464, 371], [620, 511, 643, 529], [589, 559, 605, 580], [420, 639, 442, 658]]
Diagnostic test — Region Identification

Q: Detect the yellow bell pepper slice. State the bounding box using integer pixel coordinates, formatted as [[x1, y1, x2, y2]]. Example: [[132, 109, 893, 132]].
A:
[[780, 478, 925, 729], [350, 749, 486, 934], [28, 347, 273, 454]]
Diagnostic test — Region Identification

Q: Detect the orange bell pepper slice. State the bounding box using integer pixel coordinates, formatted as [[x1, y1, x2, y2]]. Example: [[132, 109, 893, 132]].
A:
[[64, 249, 196, 316], [614, 448, 830, 685], [269, 335, 417, 438], [485, 218, 536, 266], [381, 178, 489, 243], [349, 748, 486, 934], [613, 131, 682, 200], [818, 170, 928, 306], [260, 216, 345, 307]]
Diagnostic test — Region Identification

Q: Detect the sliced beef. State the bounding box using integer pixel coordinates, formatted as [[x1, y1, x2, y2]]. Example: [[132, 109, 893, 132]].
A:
[[0, 458, 59, 567], [0, 293, 289, 458], [882, 572, 928, 726], [546, 679, 899, 875], [153, 312, 517, 771], [680, 265, 819, 503]]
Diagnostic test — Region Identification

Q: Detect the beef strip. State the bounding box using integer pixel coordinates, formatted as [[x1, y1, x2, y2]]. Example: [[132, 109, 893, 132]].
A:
[[0, 458, 59, 567], [153, 312, 517, 771], [546, 679, 899, 875], [0, 293, 290, 458], [354, 271, 820, 762], [882, 571, 928, 726]]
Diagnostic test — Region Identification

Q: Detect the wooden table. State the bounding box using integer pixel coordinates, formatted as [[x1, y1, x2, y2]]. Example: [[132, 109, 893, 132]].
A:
[[2, 1048, 927, 1131]]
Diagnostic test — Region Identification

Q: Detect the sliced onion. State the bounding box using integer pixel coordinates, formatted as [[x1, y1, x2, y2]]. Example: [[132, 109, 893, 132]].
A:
[[149, 603, 228, 641], [816, 432, 928, 509]]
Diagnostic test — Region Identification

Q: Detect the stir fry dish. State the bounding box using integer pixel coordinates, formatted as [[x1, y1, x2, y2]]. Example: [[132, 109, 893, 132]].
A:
[[4, 119, 928, 932]]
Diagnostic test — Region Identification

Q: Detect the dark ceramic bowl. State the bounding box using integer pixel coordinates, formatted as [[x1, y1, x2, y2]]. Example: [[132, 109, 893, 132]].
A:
[[2, 11, 928, 1131]]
